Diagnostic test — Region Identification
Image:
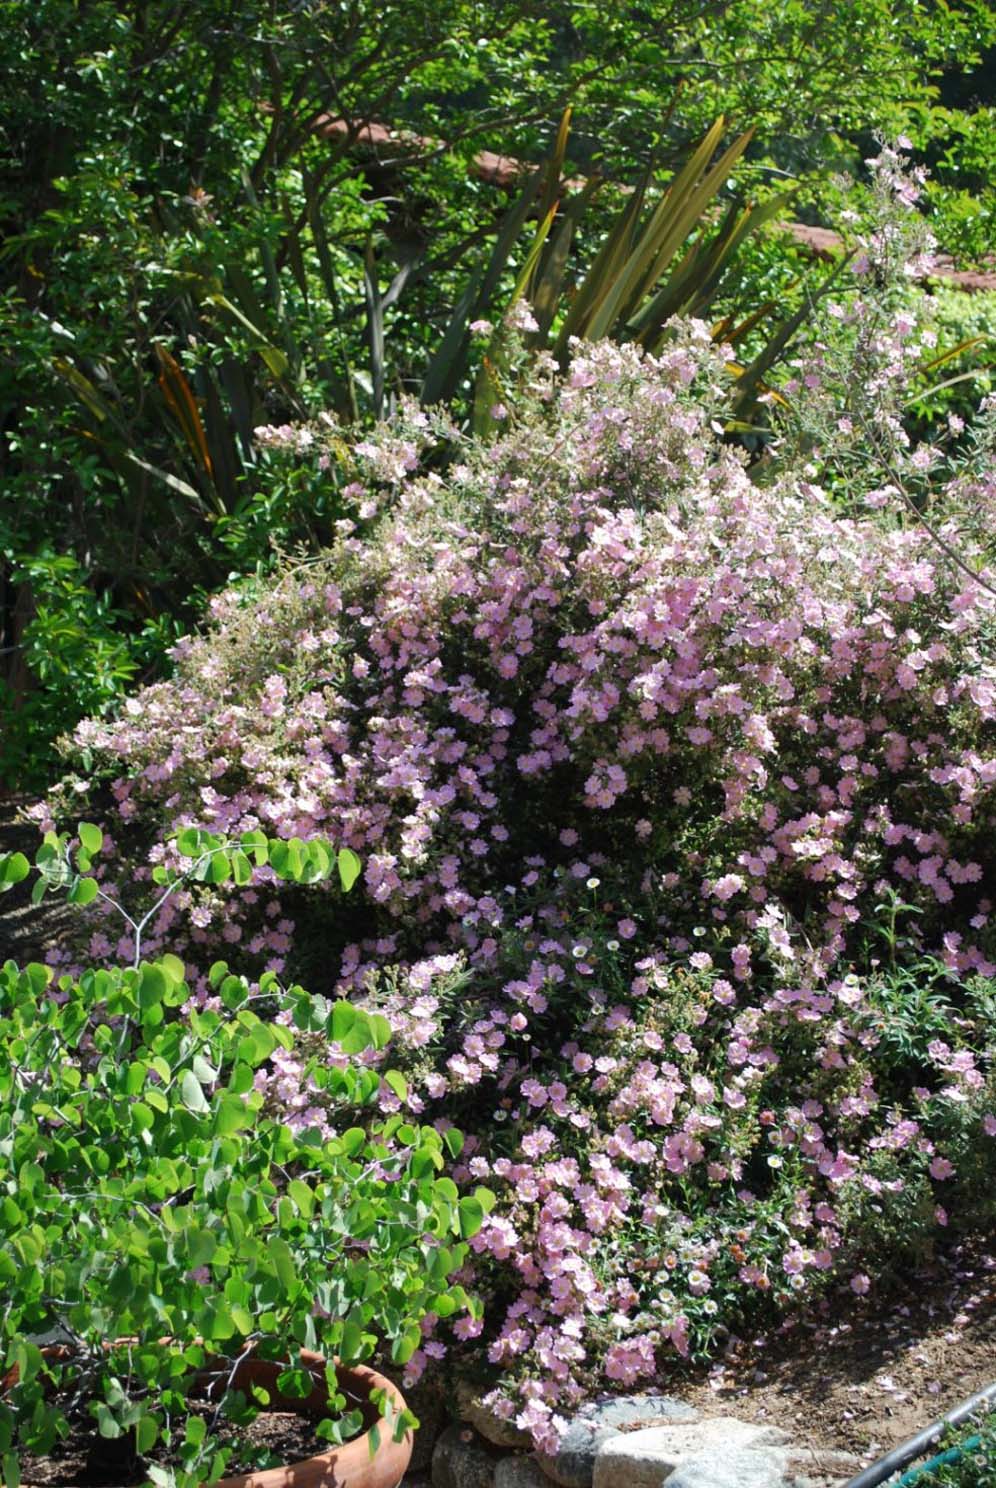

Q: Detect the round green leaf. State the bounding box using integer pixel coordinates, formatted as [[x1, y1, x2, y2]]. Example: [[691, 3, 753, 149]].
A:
[[68, 875, 99, 906], [78, 822, 103, 855], [180, 1070, 208, 1113], [0, 852, 30, 889], [159, 953, 186, 986]]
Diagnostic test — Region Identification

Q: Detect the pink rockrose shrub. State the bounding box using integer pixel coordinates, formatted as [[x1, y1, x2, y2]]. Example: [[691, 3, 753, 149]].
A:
[[51, 328, 996, 1447]]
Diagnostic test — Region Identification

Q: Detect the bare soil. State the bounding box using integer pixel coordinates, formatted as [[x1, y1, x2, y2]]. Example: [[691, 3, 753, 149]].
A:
[[679, 1235, 996, 1472], [18, 1404, 325, 1486]]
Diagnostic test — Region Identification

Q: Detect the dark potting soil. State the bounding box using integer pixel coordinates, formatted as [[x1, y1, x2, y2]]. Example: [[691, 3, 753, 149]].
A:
[[17, 1401, 324, 1486]]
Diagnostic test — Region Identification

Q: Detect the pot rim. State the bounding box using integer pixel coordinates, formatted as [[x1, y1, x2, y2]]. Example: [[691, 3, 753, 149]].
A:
[[211, 1351, 413, 1488]]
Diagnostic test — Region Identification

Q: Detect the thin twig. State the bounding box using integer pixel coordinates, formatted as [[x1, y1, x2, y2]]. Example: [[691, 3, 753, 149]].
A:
[[861, 420, 996, 602]]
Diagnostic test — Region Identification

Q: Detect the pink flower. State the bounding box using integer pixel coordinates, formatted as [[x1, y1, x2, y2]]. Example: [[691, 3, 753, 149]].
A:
[[712, 873, 745, 902]]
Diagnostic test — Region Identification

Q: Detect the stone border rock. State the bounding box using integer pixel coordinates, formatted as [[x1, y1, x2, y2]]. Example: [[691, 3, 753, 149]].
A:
[[430, 1394, 864, 1488]]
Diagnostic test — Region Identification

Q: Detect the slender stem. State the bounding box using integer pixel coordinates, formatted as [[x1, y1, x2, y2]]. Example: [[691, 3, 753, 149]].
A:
[[861, 420, 996, 602]]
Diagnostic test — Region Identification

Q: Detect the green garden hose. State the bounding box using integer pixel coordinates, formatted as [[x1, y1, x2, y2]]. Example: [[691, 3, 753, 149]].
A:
[[842, 1381, 996, 1488], [896, 1433, 982, 1485]]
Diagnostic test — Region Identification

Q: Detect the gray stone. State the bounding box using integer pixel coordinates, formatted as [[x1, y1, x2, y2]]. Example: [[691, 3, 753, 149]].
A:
[[537, 1395, 698, 1488], [433, 1424, 502, 1488], [455, 1380, 532, 1449], [466, 1402, 533, 1450], [495, 1457, 552, 1488], [592, 1419, 789, 1488], [665, 1449, 789, 1488]]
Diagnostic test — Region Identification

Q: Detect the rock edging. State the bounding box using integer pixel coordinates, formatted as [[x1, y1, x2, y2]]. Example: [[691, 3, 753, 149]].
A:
[[430, 1393, 864, 1488]]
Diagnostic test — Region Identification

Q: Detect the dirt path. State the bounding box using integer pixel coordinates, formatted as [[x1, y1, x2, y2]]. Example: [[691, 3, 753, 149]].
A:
[[679, 1235, 996, 1470]]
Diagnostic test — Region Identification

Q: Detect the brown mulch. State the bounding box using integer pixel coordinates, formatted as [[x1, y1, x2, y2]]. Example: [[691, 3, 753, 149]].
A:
[[679, 1235, 996, 1470]]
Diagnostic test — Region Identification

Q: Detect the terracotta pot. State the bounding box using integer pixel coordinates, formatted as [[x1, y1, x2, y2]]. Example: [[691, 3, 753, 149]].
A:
[[207, 1351, 413, 1488], [6, 1346, 414, 1488]]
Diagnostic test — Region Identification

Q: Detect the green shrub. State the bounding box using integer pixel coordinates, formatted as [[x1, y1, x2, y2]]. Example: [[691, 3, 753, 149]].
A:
[[4, 0, 996, 787], [0, 954, 487, 1487], [0, 830, 490, 1485], [47, 314, 996, 1443]]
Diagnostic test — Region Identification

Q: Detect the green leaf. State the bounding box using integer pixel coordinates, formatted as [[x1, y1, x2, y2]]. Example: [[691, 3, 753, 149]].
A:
[[78, 822, 103, 855], [135, 1416, 158, 1454], [204, 850, 231, 885], [230, 1304, 254, 1336], [390, 1321, 422, 1366], [240, 830, 269, 865], [160, 953, 186, 986], [384, 1070, 408, 1102], [330, 1002, 358, 1043], [220, 974, 248, 1010], [267, 1235, 298, 1295], [205, 293, 291, 379], [138, 963, 167, 1008], [0, 852, 30, 890], [267, 838, 294, 878], [339, 1318, 364, 1362], [180, 1070, 208, 1114], [340, 1127, 366, 1157], [214, 1091, 249, 1135], [369, 1014, 392, 1050], [277, 1366, 316, 1400], [337, 848, 362, 892], [95, 1403, 123, 1440], [288, 1178, 315, 1218], [176, 828, 203, 857], [206, 1304, 236, 1342], [430, 1291, 459, 1318], [185, 1414, 206, 1448], [228, 1062, 255, 1095], [457, 1196, 485, 1238], [68, 875, 99, 906], [339, 1018, 374, 1056]]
